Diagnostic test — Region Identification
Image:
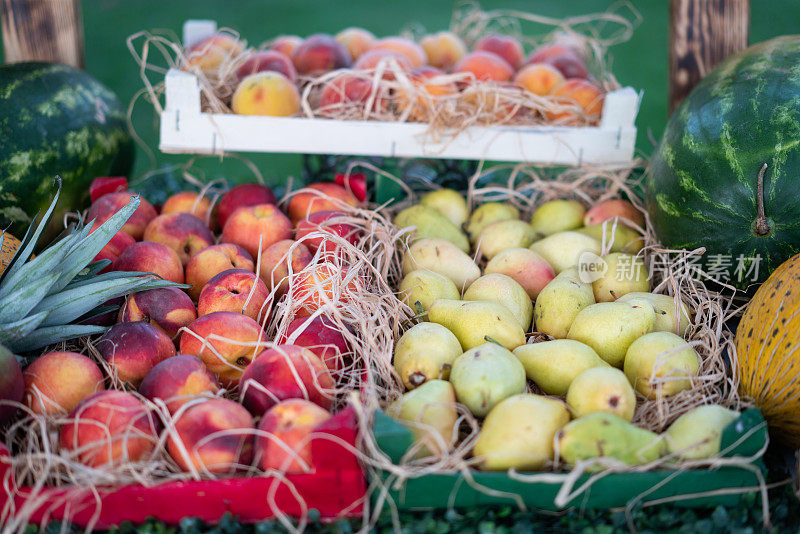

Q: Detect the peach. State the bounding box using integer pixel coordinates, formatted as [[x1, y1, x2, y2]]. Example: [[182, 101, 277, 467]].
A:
[[353, 49, 413, 80], [87, 192, 157, 240], [295, 210, 361, 253], [59, 391, 159, 468], [185, 33, 244, 71], [291, 34, 352, 75], [419, 31, 467, 71], [0, 348, 23, 425], [370, 37, 427, 68], [93, 230, 135, 274], [474, 34, 525, 70], [460, 82, 522, 122], [545, 79, 604, 125], [236, 50, 297, 83], [270, 35, 303, 58], [335, 27, 377, 60], [161, 191, 213, 225], [232, 72, 301, 117], [287, 182, 359, 224], [526, 44, 581, 64], [514, 63, 565, 96], [257, 239, 313, 294], [584, 199, 645, 228], [167, 398, 254, 474], [289, 264, 360, 317], [277, 315, 351, 372], [96, 322, 177, 386], [240, 345, 333, 416], [255, 399, 331, 474], [118, 287, 197, 340], [179, 311, 266, 386], [317, 72, 385, 115], [454, 50, 514, 83], [221, 203, 293, 260], [185, 243, 255, 300], [484, 248, 556, 300], [544, 54, 588, 80], [143, 213, 215, 266], [23, 351, 104, 416], [139, 354, 220, 414], [217, 183, 277, 229], [112, 241, 185, 284], [198, 269, 270, 321], [396, 66, 458, 121]]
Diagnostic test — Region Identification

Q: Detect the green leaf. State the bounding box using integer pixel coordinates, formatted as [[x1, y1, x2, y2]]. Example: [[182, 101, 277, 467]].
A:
[[0, 272, 61, 323], [75, 304, 120, 324], [0, 231, 79, 300], [68, 260, 113, 285], [0, 311, 50, 345], [64, 270, 172, 291], [8, 324, 107, 353]]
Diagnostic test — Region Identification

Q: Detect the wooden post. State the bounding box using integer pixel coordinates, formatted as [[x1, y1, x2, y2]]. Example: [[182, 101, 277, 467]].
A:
[[1, 0, 84, 68], [668, 0, 749, 114]]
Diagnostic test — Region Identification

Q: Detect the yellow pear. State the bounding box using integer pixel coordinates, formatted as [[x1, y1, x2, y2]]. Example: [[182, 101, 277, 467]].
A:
[[428, 299, 526, 351], [387, 379, 458, 457], [567, 299, 655, 367], [591, 253, 650, 302], [465, 202, 520, 243], [393, 322, 463, 389], [463, 274, 533, 331], [529, 231, 602, 273], [394, 204, 470, 252], [474, 394, 570, 470], [512, 340, 609, 395], [419, 188, 469, 227], [399, 269, 460, 318], [533, 268, 595, 339], [578, 222, 644, 254], [449, 342, 526, 417], [484, 247, 556, 300], [529, 199, 586, 238], [664, 405, 739, 459], [617, 292, 692, 335], [476, 219, 537, 260], [624, 332, 700, 399], [402, 238, 480, 290], [566, 367, 636, 421]]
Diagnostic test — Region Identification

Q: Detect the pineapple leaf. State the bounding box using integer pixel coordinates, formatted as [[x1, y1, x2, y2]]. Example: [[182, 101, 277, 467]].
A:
[[0, 311, 50, 345], [8, 325, 108, 353], [0, 272, 61, 323], [0, 231, 81, 301], [64, 270, 183, 290], [75, 304, 121, 324], [69, 260, 113, 283]]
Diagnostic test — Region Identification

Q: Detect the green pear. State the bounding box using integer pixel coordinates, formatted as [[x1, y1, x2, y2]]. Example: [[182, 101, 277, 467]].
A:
[[512, 340, 609, 395], [465, 202, 520, 243], [624, 332, 700, 399], [476, 220, 537, 260], [394, 205, 470, 252], [533, 268, 595, 339], [399, 269, 460, 318], [664, 405, 739, 460], [529, 231, 602, 273], [473, 394, 570, 470], [449, 342, 526, 417], [567, 299, 655, 367], [387, 380, 458, 457], [419, 189, 469, 227], [557, 413, 665, 469], [463, 274, 533, 331], [591, 253, 650, 302], [617, 292, 692, 335], [578, 223, 644, 254], [428, 299, 526, 351], [529, 199, 586, 238], [393, 323, 463, 389], [402, 238, 480, 290], [566, 367, 636, 422]]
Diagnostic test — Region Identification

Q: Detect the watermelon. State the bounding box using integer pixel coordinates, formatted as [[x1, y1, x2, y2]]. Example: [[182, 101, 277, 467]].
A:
[[0, 62, 134, 238], [646, 36, 800, 289]]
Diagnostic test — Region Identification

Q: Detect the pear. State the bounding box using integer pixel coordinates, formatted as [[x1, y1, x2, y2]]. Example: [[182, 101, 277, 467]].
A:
[[419, 188, 469, 227], [533, 268, 595, 339], [578, 222, 644, 254], [393, 323, 463, 389], [557, 413, 665, 469], [617, 292, 692, 335], [449, 342, 526, 417], [484, 248, 555, 300], [428, 299, 526, 351], [529, 231, 602, 273], [591, 253, 650, 302], [402, 238, 480, 290], [512, 340, 609, 395], [624, 332, 700, 399], [463, 274, 533, 331], [394, 205, 470, 252], [387, 380, 458, 457], [476, 220, 537, 260], [566, 367, 636, 421], [529, 199, 586, 238], [664, 405, 739, 460], [473, 394, 570, 470], [399, 269, 460, 318], [465, 202, 520, 243], [567, 299, 655, 367]]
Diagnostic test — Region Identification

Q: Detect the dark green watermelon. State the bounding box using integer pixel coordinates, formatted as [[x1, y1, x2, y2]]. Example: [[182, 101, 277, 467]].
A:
[[647, 36, 800, 289], [0, 62, 134, 238]]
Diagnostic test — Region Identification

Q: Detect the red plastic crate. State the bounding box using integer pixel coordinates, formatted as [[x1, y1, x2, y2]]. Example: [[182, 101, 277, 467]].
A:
[[0, 407, 365, 528]]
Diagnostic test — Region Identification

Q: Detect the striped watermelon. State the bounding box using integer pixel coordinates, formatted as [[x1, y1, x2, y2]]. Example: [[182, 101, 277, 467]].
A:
[[646, 36, 800, 289], [0, 62, 134, 238]]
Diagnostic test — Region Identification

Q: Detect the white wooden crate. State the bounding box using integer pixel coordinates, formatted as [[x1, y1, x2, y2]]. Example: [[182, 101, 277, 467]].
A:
[[159, 21, 640, 165]]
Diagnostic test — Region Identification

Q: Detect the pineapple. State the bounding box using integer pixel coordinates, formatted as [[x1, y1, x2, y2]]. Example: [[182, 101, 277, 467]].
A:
[[0, 181, 184, 353]]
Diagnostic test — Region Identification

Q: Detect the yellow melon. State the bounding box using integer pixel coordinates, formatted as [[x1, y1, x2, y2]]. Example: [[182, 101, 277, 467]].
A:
[[0, 233, 21, 275]]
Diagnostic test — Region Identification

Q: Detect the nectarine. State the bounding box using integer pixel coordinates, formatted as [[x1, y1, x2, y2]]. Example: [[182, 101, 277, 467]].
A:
[[23, 351, 105, 416]]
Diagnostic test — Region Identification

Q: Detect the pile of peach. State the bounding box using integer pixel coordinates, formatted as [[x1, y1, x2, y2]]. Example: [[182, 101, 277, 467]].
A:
[[22, 180, 367, 474], [185, 27, 605, 125]]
